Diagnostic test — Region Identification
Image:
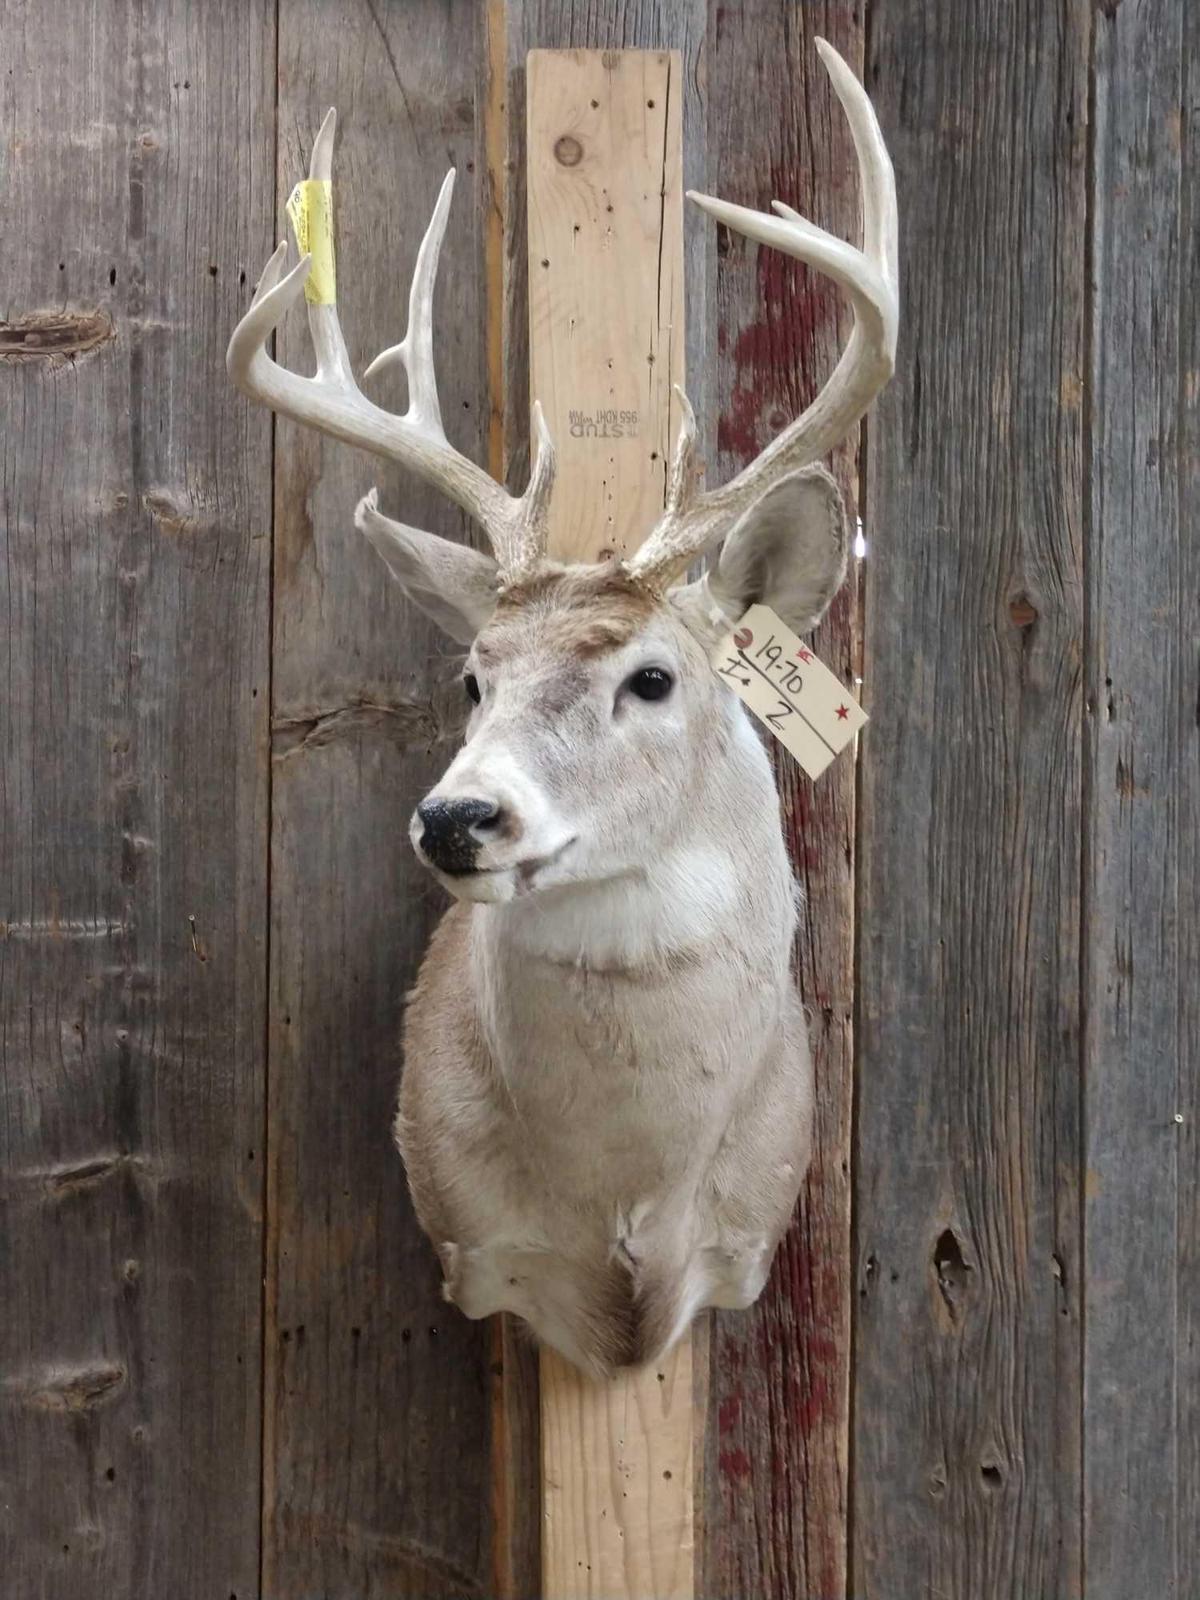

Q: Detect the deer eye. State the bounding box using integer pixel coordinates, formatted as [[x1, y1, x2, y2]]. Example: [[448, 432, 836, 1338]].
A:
[[463, 672, 481, 704], [626, 666, 674, 702]]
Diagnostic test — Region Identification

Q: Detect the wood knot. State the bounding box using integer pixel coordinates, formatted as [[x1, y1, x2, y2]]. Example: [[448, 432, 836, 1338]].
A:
[[933, 1226, 973, 1322], [15, 1362, 127, 1412], [1009, 594, 1039, 628], [554, 135, 583, 168], [0, 309, 115, 363]]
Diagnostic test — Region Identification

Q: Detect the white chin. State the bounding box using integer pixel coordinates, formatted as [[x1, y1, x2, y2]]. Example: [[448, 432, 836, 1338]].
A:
[[421, 839, 578, 904], [434, 867, 518, 904]]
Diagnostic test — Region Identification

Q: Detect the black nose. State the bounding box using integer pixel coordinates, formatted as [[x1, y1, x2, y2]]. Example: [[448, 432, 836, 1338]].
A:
[[416, 797, 502, 874]]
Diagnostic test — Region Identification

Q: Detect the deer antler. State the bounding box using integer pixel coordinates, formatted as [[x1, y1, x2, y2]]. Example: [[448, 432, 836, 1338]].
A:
[[626, 39, 898, 589], [226, 108, 555, 584]]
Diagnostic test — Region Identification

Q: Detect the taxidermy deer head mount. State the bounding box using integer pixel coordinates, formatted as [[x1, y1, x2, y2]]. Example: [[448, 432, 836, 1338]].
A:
[[228, 40, 897, 1375]]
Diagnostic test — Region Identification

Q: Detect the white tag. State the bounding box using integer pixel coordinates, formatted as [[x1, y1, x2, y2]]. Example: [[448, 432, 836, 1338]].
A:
[[710, 603, 867, 778]]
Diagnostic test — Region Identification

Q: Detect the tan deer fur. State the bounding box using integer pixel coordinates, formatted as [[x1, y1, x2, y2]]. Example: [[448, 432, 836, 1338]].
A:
[[396, 561, 814, 1373], [227, 39, 897, 1375]]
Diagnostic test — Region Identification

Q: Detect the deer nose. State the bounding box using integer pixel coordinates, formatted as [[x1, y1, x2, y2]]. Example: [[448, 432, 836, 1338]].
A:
[[415, 796, 503, 874]]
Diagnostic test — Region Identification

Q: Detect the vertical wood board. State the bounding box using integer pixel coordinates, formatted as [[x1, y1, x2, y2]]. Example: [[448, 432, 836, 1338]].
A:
[[527, 48, 684, 560], [482, 14, 544, 1597], [266, 3, 495, 1594], [1176, 6, 1200, 1586], [528, 48, 693, 1600], [500, 2, 710, 505], [1085, 1, 1196, 1592], [0, 2, 273, 1596], [854, 2, 1088, 1595], [494, 13, 708, 1591], [703, 4, 863, 1592]]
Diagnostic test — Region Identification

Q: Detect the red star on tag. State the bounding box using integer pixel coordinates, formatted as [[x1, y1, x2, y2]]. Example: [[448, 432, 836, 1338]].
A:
[[796, 647, 814, 663], [835, 703, 850, 720]]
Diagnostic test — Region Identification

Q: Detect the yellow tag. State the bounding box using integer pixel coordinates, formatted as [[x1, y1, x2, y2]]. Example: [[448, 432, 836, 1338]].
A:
[[285, 178, 336, 304], [711, 602, 868, 778]]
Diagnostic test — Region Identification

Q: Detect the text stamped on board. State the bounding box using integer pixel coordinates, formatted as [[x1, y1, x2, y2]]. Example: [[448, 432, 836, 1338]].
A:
[[711, 603, 867, 779]]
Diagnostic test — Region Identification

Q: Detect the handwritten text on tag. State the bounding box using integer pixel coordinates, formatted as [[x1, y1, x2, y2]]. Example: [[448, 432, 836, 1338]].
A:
[[710, 603, 867, 778]]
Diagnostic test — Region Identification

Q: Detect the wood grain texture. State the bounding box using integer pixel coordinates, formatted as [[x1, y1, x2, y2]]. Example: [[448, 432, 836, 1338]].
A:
[[500, 1, 710, 507], [266, 3, 495, 1594], [527, 47, 693, 1598], [483, 13, 544, 1596], [6, 4, 1198, 1596], [496, 12, 707, 1595], [1176, 6, 1200, 1588], [1085, 1, 1196, 1592], [527, 48, 684, 560], [489, 1313, 542, 1598], [0, 3, 273, 1596], [854, 3, 1088, 1595], [542, 1343, 694, 1598], [702, 5, 862, 1594]]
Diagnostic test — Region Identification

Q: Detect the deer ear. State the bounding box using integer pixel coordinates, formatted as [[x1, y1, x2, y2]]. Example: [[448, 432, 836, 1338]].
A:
[[671, 466, 848, 643], [355, 489, 499, 645]]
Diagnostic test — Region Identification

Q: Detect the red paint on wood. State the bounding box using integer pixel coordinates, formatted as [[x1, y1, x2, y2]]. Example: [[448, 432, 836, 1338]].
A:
[[704, 16, 860, 1595], [718, 1447, 753, 1482], [717, 208, 840, 465]]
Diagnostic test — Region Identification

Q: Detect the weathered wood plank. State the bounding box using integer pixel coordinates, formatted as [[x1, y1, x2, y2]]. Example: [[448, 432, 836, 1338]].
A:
[[482, 14, 544, 1594], [0, 3, 273, 1596], [1085, 2, 1195, 1593], [702, 4, 862, 1593], [853, 2, 1088, 1595], [1176, 8, 1200, 1588], [266, 4, 496, 1594], [526, 47, 693, 1598]]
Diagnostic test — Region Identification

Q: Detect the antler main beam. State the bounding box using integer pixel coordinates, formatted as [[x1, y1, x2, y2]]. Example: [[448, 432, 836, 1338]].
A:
[[626, 38, 899, 587], [226, 109, 555, 583], [229, 41, 892, 596]]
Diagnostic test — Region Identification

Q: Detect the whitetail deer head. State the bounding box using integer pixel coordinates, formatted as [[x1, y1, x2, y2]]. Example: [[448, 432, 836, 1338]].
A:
[[228, 40, 897, 1373], [228, 41, 896, 909], [230, 43, 896, 876]]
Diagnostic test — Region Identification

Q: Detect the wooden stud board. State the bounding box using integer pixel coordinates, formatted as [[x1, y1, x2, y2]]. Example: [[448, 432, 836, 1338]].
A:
[[541, 1344, 694, 1597], [527, 49, 694, 1599], [526, 49, 685, 564]]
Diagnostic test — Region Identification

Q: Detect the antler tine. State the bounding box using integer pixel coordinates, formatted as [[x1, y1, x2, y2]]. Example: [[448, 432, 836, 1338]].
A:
[[363, 167, 454, 431], [226, 113, 554, 581], [518, 400, 557, 573], [627, 38, 898, 587], [303, 109, 356, 388]]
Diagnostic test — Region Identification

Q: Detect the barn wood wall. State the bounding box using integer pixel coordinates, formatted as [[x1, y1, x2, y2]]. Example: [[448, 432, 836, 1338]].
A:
[[1, 2, 1193, 1595]]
